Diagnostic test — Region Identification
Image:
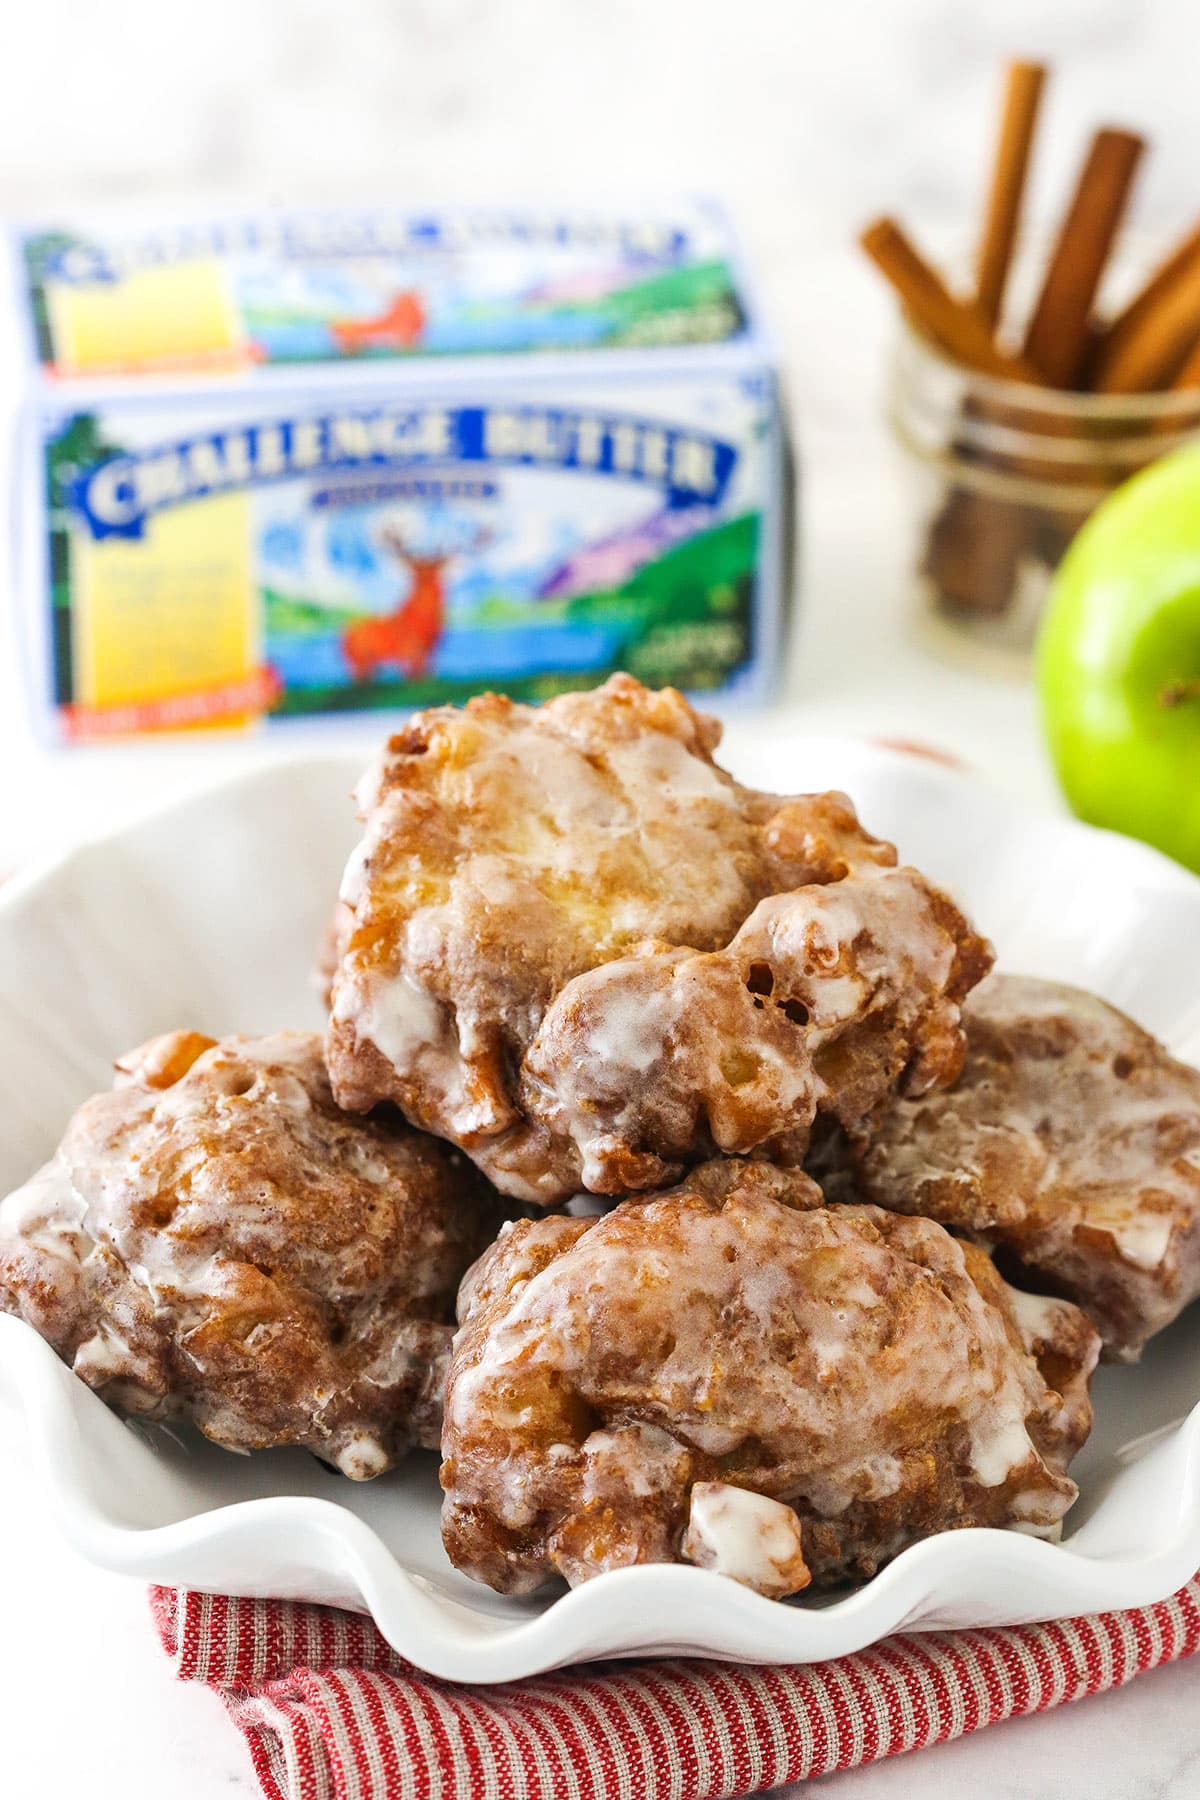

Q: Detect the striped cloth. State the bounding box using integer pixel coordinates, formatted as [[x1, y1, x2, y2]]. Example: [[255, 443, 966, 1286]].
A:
[[151, 1578, 1200, 1799]]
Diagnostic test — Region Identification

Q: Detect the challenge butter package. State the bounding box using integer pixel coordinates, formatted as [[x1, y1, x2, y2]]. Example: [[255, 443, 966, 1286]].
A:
[[12, 205, 790, 740]]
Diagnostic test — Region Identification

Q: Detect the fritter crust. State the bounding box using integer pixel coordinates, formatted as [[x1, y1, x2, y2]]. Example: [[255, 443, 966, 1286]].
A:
[[838, 973, 1200, 1360], [0, 1030, 506, 1474], [326, 675, 992, 1202], [439, 1160, 1097, 1595]]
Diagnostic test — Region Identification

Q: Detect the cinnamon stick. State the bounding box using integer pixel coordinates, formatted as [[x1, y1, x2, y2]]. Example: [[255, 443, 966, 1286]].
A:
[[1169, 334, 1200, 390], [922, 486, 1030, 617], [860, 218, 1040, 382], [1090, 218, 1200, 378], [1092, 241, 1200, 391], [975, 60, 1047, 328], [1022, 127, 1146, 387]]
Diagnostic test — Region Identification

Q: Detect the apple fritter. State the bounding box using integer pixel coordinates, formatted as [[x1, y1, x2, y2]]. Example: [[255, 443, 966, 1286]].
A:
[[0, 1030, 505, 1473], [439, 1160, 1098, 1596], [326, 675, 992, 1202], [839, 973, 1200, 1360]]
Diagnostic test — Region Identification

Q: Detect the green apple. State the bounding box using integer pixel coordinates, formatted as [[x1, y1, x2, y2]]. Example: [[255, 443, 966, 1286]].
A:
[[1037, 441, 1200, 874]]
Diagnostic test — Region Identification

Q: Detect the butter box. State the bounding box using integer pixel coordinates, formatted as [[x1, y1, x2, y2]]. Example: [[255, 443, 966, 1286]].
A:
[[13, 204, 790, 740]]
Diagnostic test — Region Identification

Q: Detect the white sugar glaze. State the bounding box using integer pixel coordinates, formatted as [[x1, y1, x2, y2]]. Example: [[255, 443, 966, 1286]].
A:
[[683, 1483, 810, 1597]]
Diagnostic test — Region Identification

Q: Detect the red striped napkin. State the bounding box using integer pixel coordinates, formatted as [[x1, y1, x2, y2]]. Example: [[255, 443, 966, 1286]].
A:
[[152, 1577, 1200, 1799]]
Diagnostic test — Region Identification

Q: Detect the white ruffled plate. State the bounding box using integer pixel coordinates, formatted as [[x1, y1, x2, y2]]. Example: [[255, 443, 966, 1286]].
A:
[[2, 736, 1199, 1683]]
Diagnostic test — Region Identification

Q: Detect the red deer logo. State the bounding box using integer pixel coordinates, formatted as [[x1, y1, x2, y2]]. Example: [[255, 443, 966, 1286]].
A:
[[341, 525, 491, 684], [330, 290, 426, 356]]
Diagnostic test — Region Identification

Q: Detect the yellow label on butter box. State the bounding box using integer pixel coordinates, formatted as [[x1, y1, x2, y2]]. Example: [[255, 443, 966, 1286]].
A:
[[72, 492, 261, 733], [46, 259, 244, 376]]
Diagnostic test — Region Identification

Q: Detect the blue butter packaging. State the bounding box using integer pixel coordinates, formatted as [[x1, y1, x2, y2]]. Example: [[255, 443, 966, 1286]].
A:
[[12, 202, 792, 739]]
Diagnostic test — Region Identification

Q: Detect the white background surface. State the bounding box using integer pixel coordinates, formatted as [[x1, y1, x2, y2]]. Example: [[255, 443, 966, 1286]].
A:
[[1, 0, 1198, 1791]]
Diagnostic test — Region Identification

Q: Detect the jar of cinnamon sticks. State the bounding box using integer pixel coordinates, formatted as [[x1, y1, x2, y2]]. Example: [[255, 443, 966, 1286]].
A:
[[863, 61, 1200, 661], [889, 317, 1200, 657]]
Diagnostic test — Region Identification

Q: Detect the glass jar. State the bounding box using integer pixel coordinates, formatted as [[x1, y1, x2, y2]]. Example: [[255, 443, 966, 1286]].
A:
[[888, 319, 1200, 665]]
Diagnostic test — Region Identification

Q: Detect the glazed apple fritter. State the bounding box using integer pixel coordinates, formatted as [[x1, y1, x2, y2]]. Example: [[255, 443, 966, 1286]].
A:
[[837, 973, 1200, 1360], [439, 1160, 1099, 1596], [326, 675, 992, 1202], [0, 1030, 505, 1474]]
